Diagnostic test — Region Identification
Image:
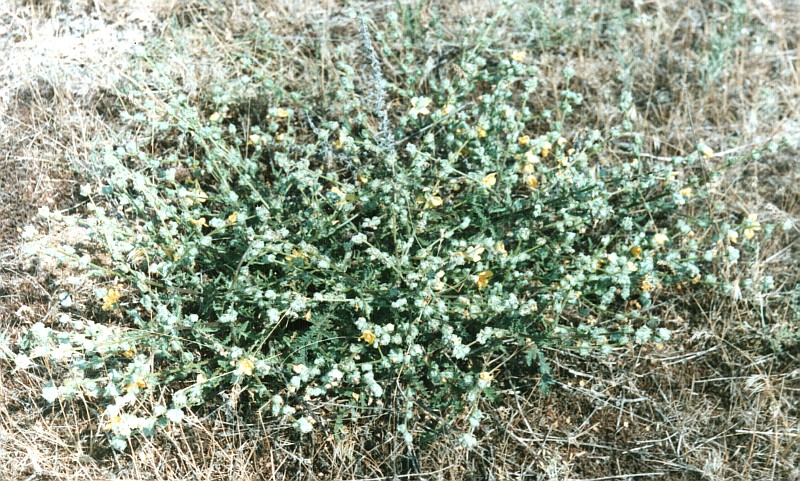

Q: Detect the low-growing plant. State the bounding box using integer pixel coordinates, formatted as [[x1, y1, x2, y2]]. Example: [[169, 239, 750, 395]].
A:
[[16, 13, 773, 451]]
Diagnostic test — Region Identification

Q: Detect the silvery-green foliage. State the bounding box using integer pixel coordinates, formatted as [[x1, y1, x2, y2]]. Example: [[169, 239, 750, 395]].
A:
[[17, 15, 766, 450]]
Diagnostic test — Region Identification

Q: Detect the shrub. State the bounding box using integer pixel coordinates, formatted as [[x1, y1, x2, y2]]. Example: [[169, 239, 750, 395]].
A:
[[17, 15, 768, 450]]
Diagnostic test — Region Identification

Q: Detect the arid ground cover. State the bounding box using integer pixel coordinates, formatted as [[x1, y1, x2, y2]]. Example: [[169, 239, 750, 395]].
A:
[[1, 1, 798, 480]]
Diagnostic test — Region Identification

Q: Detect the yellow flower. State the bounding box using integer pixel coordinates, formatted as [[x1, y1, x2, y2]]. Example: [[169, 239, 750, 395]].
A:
[[476, 270, 493, 290], [525, 150, 541, 164], [359, 331, 376, 344], [276, 133, 285, 142], [247, 133, 261, 146], [479, 371, 494, 382], [209, 112, 222, 122], [227, 212, 238, 224], [330, 185, 346, 199], [641, 278, 654, 292], [630, 246, 643, 259], [627, 261, 638, 272], [433, 270, 446, 291], [477, 127, 487, 138], [102, 288, 122, 311], [526, 176, 539, 189], [330, 185, 349, 208], [495, 241, 508, 257], [540, 141, 552, 157], [409, 96, 432, 118], [126, 374, 148, 393], [481, 172, 497, 188], [518, 135, 530, 146], [699, 144, 714, 158], [189, 217, 208, 228], [425, 195, 443, 208], [510, 50, 526, 62], [285, 249, 308, 262], [194, 189, 208, 204], [462, 245, 485, 263], [653, 233, 669, 247], [441, 104, 454, 115], [236, 358, 255, 377], [557, 137, 567, 147], [334, 131, 347, 149], [275, 108, 289, 118], [743, 214, 761, 239], [104, 415, 123, 431], [680, 187, 693, 199]]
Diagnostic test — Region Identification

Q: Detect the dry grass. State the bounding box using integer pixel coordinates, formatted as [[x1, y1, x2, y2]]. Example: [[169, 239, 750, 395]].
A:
[[1, 0, 798, 479]]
